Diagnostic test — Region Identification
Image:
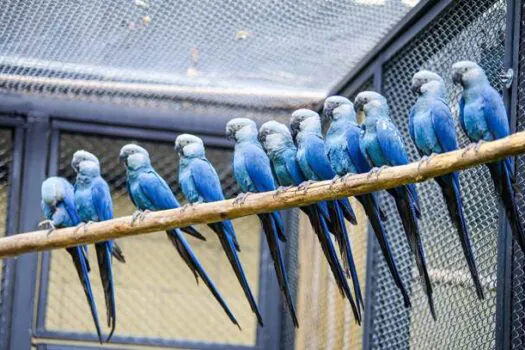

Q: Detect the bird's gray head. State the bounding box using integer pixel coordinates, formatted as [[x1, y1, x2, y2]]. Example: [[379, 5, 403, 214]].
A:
[[323, 96, 356, 122], [41, 176, 67, 207], [119, 144, 150, 170], [258, 120, 293, 152], [451, 61, 487, 88], [354, 91, 389, 119], [225, 118, 258, 142], [175, 133, 205, 158], [411, 70, 445, 96], [71, 150, 100, 175], [290, 109, 321, 139]]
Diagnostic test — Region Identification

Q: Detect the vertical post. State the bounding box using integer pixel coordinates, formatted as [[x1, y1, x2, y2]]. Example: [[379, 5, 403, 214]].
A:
[[361, 63, 383, 350], [495, 1, 520, 349], [8, 113, 50, 350]]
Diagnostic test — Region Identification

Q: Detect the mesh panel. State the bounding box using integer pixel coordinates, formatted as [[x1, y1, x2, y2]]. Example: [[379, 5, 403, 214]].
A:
[[511, 1, 525, 348], [0, 128, 13, 348], [43, 132, 263, 345], [0, 0, 419, 100], [368, 0, 506, 348], [294, 198, 369, 350]]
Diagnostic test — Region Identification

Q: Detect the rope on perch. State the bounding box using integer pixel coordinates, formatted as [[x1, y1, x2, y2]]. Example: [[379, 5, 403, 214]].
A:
[[1, 132, 525, 259]]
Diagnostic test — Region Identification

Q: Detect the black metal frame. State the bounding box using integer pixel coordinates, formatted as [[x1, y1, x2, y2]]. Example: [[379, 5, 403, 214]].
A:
[[0, 93, 288, 350], [327, 0, 521, 349]]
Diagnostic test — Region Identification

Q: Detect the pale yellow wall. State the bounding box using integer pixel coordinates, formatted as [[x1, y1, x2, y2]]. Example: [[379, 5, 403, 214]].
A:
[[295, 198, 368, 350]]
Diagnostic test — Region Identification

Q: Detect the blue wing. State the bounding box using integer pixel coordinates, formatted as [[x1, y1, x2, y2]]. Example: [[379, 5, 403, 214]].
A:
[[243, 146, 277, 192], [190, 158, 225, 203], [284, 156, 306, 185], [92, 178, 113, 221], [458, 96, 466, 136], [408, 107, 416, 146], [431, 99, 459, 152], [138, 170, 180, 210], [304, 135, 336, 180], [483, 87, 510, 140], [346, 124, 371, 174], [63, 186, 81, 226]]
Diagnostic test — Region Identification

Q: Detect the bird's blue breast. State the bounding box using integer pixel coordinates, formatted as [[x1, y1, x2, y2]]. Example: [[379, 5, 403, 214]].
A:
[[463, 95, 491, 142], [128, 177, 155, 210], [233, 146, 257, 193], [360, 127, 387, 167], [326, 132, 356, 176], [179, 162, 201, 203], [412, 103, 440, 155], [74, 186, 98, 222]]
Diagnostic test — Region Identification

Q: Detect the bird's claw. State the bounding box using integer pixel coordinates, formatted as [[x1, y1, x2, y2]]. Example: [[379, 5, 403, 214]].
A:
[[329, 175, 340, 190], [462, 142, 485, 157], [74, 221, 94, 234], [181, 203, 194, 212], [131, 210, 150, 225], [417, 154, 436, 171], [38, 220, 55, 236], [342, 173, 353, 182], [233, 192, 251, 206], [474, 140, 486, 153], [273, 186, 292, 198], [298, 180, 314, 195], [367, 166, 388, 179]]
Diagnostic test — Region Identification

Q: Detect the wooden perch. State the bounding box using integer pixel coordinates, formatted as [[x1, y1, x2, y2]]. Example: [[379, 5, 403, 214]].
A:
[[1, 131, 525, 259]]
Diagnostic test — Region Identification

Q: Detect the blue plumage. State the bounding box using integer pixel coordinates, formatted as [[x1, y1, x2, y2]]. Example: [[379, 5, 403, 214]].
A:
[[226, 118, 298, 328], [290, 109, 363, 317], [409, 70, 483, 299], [259, 120, 361, 324], [119, 144, 239, 328], [356, 91, 435, 319], [323, 96, 410, 308], [41, 177, 103, 343], [452, 61, 525, 253], [72, 150, 125, 341], [176, 134, 263, 326]]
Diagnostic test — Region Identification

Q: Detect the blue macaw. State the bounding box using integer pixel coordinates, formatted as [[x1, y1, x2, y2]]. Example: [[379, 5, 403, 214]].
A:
[[355, 91, 435, 320], [289, 109, 363, 316], [40, 177, 103, 342], [71, 150, 126, 341], [258, 121, 361, 323], [452, 61, 525, 252], [409, 71, 484, 299], [323, 96, 411, 308], [175, 134, 263, 326], [119, 144, 239, 328], [226, 118, 298, 328]]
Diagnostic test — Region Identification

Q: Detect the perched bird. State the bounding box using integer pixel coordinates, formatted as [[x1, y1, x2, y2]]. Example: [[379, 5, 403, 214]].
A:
[[323, 96, 411, 308], [226, 118, 298, 328], [71, 150, 125, 341], [175, 134, 263, 326], [258, 121, 361, 323], [409, 71, 484, 299], [40, 177, 103, 342], [452, 61, 525, 253], [119, 144, 239, 328], [355, 91, 436, 320], [290, 109, 363, 316]]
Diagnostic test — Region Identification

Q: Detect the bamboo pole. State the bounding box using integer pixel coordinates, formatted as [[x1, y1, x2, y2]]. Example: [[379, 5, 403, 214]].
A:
[[1, 131, 525, 259]]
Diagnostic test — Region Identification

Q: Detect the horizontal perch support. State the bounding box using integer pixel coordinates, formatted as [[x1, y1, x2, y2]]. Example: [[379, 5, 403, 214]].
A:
[[1, 131, 525, 259]]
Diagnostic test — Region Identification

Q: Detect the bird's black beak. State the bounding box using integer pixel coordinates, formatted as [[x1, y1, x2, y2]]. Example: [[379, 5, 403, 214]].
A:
[[71, 159, 79, 172], [225, 127, 236, 141], [452, 71, 463, 86], [354, 99, 364, 113], [411, 79, 423, 95], [323, 105, 334, 121], [174, 143, 183, 155], [289, 122, 299, 141], [258, 129, 270, 144], [119, 154, 127, 166]]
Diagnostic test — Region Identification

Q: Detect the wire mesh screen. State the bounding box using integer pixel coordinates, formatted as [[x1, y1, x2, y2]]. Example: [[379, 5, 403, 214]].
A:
[[41, 132, 263, 345], [0, 0, 419, 99], [366, 0, 506, 348], [511, 1, 525, 348], [293, 198, 369, 350], [0, 128, 13, 348]]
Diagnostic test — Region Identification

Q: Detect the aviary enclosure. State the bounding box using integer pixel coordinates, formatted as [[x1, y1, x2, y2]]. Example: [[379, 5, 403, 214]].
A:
[[0, 0, 523, 349]]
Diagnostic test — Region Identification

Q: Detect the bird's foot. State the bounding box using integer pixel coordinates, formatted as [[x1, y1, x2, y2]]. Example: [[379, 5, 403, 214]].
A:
[[74, 221, 94, 234], [329, 175, 340, 190], [298, 180, 315, 195], [461, 143, 477, 157], [417, 153, 437, 171], [131, 210, 150, 225], [181, 203, 194, 213], [342, 173, 354, 183], [367, 166, 388, 179], [474, 140, 486, 153], [38, 220, 56, 236], [233, 192, 252, 206], [273, 186, 292, 198]]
